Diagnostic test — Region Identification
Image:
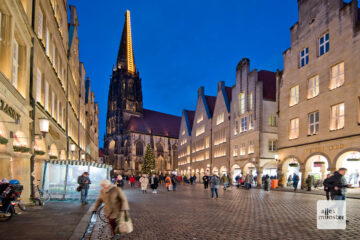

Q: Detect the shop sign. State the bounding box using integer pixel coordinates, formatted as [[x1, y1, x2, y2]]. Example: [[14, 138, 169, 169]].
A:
[[305, 144, 344, 154], [0, 98, 21, 122]]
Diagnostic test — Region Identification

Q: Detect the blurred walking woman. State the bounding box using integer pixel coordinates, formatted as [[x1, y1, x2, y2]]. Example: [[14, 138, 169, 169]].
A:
[[92, 180, 130, 235]]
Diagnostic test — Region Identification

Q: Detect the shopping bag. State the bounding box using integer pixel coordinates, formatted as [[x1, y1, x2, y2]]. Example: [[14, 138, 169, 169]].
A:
[[168, 184, 173, 191], [115, 211, 133, 234]]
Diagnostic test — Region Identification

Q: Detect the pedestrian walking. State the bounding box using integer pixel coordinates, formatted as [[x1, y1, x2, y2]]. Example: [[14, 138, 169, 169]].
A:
[[221, 174, 229, 190], [193, 174, 197, 184], [139, 174, 149, 193], [210, 174, 220, 198], [326, 168, 352, 201], [171, 174, 178, 191], [149, 174, 159, 194], [292, 173, 299, 191], [306, 175, 313, 191], [323, 174, 332, 200], [92, 180, 132, 237], [203, 175, 210, 189], [77, 172, 91, 205], [129, 175, 136, 188], [245, 174, 252, 190], [264, 175, 271, 191], [116, 175, 124, 188], [190, 176, 193, 185], [165, 174, 172, 191], [235, 175, 241, 188]]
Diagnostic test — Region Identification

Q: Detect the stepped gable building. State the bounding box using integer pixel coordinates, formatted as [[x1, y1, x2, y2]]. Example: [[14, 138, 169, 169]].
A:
[[277, 0, 360, 188], [104, 10, 180, 175]]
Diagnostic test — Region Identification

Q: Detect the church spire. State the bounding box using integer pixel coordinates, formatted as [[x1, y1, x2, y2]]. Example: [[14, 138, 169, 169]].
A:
[[117, 10, 136, 74]]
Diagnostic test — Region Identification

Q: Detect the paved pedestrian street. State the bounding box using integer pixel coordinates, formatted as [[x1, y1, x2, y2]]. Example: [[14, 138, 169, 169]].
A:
[[87, 184, 360, 240]]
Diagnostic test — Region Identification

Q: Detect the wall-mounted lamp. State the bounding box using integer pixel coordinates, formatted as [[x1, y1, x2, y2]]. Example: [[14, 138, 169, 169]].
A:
[[275, 154, 279, 162], [70, 144, 76, 152]]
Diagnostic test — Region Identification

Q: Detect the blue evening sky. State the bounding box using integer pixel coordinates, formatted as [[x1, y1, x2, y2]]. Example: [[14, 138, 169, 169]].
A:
[[68, 0, 300, 146]]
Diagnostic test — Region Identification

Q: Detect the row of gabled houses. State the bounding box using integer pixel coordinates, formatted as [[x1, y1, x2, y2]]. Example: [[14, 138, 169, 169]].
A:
[[178, 59, 278, 185]]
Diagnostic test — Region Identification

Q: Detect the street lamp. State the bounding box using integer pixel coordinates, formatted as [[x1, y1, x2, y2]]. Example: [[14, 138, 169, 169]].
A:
[[38, 118, 49, 137]]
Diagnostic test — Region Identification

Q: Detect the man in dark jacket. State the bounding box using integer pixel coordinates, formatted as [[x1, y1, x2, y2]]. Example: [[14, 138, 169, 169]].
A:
[[203, 175, 210, 189], [324, 168, 351, 200], [78, 172, 91, 205], [323, 174, 332, 200]]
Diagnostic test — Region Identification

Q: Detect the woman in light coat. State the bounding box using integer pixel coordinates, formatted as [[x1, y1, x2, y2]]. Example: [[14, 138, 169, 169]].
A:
[[92, 180, 130, 235], [139, 174, 149, 193]]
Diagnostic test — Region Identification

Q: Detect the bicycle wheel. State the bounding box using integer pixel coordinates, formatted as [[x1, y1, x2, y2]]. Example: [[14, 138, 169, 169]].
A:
[[97, 206, 108, 223], [17, 200, 26, 211], [0, 206, 14, 222]]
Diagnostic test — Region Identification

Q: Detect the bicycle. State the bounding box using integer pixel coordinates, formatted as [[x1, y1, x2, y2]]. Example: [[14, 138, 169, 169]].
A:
[[96, 205, 108, 223], [34, 183, 51, 205]]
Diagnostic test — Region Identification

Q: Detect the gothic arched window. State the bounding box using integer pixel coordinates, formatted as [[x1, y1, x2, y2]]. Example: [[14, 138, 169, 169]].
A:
[[157, 144, 164, 157], [136, 142, 144, 156]]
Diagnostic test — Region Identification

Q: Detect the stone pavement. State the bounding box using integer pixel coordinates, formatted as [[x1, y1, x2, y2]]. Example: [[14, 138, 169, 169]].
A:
[[87, 184, 360, 240], [0, 201, 90, 240]]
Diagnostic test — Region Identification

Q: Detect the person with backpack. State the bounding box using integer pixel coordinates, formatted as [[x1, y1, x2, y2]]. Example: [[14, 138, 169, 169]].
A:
[[78, 172, 91, 205], [210, 174, 220, 198], [235, 175, 241, 188], [115, 175, 124, 188], [306, 175, 313, 191], [171, 174, 178, 191], [324, 168, 352, 200], [323, 174, 332, 200], [292, 173, 299, 191], [221, 174, 229, 190]]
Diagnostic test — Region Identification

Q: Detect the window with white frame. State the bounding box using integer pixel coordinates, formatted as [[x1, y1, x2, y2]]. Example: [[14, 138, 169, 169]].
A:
[[38, 8, 43, 39], [249, 114, 254, 130], [216, 112, 224, 125], [319, 33, 329, 56], [36, 68, 42, 102], [268, 115, 277, 127], [239, 92, 245, 114], [308, 111, 319, 135], [234, 120, 239, 135], [248, 92, 253, 110], [240, 143, 246, 155], [308, 75, 319, 98], [268, 140, 277, 152], [205, 136, 210, 148], [233, 145, 238, 157], [51, 91, 55, 116], [214, 129, 226, 146], [248, 141, 254, 154], [289, 118, 299, 139], [330, 103, 344, 131], [241, 117, 247, 132], [196, 125, 205, 136], [300, 47, 309, 67], [289, 85, 299, 106], [44, 81, 49, 111], [330, 62, 344, 90], [197, 113, 203, 123], [46, 28, 50, 56], [12, 39, 19, 88]]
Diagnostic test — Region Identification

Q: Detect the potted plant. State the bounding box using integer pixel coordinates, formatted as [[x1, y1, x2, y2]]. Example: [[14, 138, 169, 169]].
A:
[[35, 150, 45, 155], [49, 155, 57, 160], [289, 163, 299, 167], [0, 136, 8, 145], [13, 146, 31, 153]]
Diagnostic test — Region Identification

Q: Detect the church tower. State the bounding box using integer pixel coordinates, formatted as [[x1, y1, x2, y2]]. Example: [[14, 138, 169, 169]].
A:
[[106, 10, 143, 137]]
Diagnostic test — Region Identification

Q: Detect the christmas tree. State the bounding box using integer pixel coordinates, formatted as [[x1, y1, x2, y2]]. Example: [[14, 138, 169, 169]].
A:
[[142, 144, 156, 174]]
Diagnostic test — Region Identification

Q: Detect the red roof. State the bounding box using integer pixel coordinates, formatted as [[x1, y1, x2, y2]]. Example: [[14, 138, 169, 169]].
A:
[[258, 70, 276, 101], [205, 95, 217, 116], [127, 109, 181, 138], [225, 86, 232, 102]]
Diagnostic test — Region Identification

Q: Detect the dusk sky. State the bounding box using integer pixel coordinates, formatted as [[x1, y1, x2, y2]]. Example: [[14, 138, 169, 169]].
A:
[[68, 0, 300, 146]]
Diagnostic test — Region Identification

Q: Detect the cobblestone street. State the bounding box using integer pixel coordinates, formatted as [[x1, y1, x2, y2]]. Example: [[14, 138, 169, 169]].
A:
[[88, 184, 360, 240]]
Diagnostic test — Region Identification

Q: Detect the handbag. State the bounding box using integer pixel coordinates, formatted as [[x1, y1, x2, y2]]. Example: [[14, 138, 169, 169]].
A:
[[115, 211, 133, 234], [76, 186, 81, 192]]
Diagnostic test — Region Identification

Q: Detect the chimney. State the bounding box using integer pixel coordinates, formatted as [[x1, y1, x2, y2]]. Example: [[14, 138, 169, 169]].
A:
[[198, 86, 204, 98]]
